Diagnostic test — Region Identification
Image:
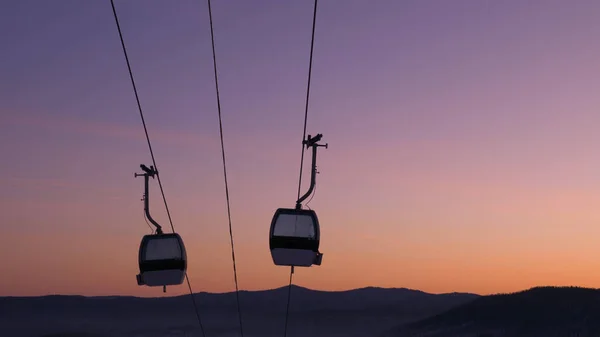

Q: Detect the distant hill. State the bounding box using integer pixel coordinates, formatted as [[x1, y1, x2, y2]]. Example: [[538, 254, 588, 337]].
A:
[[0, 285, 477, 337], [383, 286, 600, 337]]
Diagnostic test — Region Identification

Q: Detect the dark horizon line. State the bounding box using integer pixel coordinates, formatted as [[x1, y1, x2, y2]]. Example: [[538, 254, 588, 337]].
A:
[[3, 284, 598, 300]]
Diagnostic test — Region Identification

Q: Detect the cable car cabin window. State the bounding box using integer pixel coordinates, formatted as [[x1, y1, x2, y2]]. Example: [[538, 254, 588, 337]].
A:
[[273, 213, 316, 239], [144, 236, 183, 261]]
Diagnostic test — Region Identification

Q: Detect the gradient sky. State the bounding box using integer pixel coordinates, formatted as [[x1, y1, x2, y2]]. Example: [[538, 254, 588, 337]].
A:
[[2, 0, 600, 298]]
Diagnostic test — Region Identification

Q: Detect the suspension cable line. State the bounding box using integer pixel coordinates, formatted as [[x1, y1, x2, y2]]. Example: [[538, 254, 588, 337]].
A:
[[205, 1, 245, 337], [296, 0, 320, 204], [284, 1, 320, 337], [109, 1, 206, 336]]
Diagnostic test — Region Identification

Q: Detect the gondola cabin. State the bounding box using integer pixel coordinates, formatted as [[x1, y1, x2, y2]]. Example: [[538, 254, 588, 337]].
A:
[[137, 233, 187, 287], [269, 208, 322, 267]]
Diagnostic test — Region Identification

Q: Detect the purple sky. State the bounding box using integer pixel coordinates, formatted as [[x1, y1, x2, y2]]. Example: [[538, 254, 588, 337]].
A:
[[2, 0, 600, 297]]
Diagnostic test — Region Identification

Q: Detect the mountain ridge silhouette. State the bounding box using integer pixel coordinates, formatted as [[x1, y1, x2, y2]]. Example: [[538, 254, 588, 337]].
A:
[[383, 285, 600, 337], [1, 285, 477, 337], [5, 285, 599, 337], [0, 284, 478, 299]]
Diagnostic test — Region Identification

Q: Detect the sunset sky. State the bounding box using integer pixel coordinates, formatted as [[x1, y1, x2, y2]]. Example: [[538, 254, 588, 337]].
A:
[[2, 0, 600, 298]]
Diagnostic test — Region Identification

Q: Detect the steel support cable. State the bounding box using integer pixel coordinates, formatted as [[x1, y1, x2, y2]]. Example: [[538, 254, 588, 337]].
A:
[[285, 1, 319, 337], [295, 0, 319, 203], [109, 1, 206, 336], [206, 1, 245, 337], [282, 268, 295, 337]]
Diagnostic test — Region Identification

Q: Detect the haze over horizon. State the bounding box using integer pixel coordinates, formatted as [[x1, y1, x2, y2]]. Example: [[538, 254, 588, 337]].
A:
[[2, 0, 600, 299]]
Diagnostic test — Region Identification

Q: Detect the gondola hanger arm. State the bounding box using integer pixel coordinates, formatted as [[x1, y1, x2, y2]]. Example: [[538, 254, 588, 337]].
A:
[[135, 164, 163, 234], [296, 134, 327, 210]]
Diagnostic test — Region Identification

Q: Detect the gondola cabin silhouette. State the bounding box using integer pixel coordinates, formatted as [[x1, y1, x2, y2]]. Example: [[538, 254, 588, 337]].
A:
[[269, 134, 327, 267], [270, 208, 321, 266], [134, 164, 188, 291], [137, 233, 187, 287]]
